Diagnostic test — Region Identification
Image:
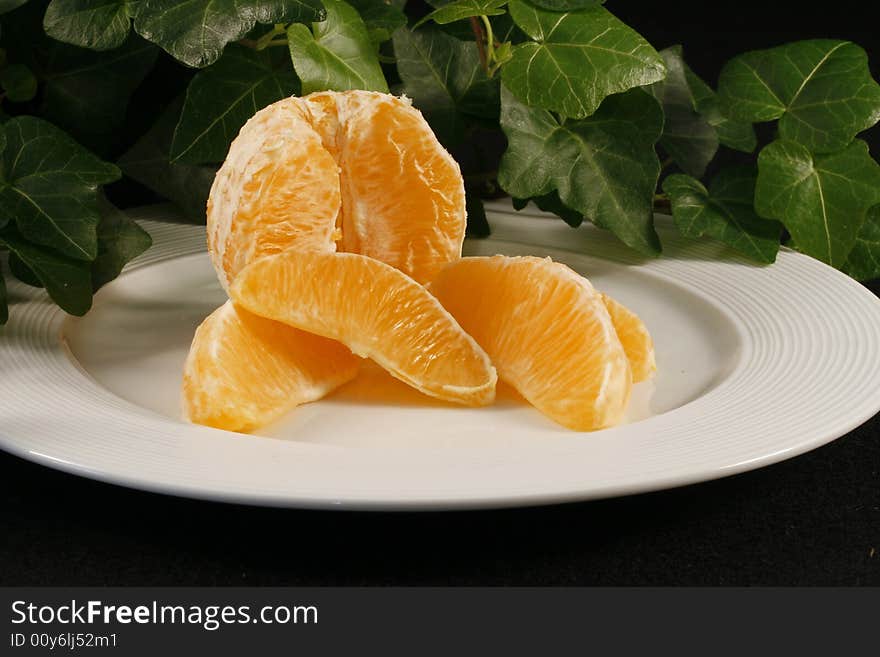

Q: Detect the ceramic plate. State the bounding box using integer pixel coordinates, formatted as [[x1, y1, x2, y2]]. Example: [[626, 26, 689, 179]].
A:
[[1, 202, 879, 509]]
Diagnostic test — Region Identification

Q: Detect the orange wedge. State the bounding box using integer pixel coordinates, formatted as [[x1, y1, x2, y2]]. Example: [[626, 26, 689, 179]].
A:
[[207, 91, 465, 287], [207, 97, 341, 291], [601, 293, 656, 383], [306, 91, 466, 284], [429, 256, 632, 430], [230, 250, 497, 406], [183, 301, 359, 432]]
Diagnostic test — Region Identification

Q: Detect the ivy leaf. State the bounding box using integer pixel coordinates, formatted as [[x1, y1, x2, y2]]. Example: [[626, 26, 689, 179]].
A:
[[39, 35, 159, 156], [683, 63, 756, 153], [171, 46, 298, 165], [501, 1, 665, 119], [0, 117, 121, 261], [844, 205, 880, 281], [134, 0, 326, 68], [650, 46, 718, 178], [663, 167, 781, 263], [0, 230, 93, 316], [43, 0, 132, 51], [9, 251, 43, 287], [513, 191, 583, 227], [755, 139, 880, 267], [288, 0, 388, 94], [0, 63, 38, 102], [718, 40, 880, 153], [92, 196, 152, 289], [346, 0, 405, 44], [527, 0, 603, 11], [118, 98, 217, 222], [394, 25, 498, 145], [499, 86, 662, 255], [414, 0, 507, 29]]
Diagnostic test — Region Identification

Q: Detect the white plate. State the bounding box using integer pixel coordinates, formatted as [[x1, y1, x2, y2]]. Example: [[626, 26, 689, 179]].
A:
[[1, 202, 879, 509]]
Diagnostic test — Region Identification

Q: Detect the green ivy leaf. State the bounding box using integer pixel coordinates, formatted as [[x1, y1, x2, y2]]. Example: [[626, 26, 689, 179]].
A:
[[92, 196, 152, 289], [346, 0, 405, 44], [134, 0, 326, 68], [0, 229, 93, 316], [0, 0, 29, 15], [650, 46, 717, 178], [288, 0, 388, 93], [0, 117, 121, 261], [683, 63, 756, 153], [718, 40, 880, 153], [499, 86, 662, 254], [501, 1, 664, 119], [0, 63, 38, 102], [39, 35, 159, 156], [755, 139, 880, 267], [414, 0, 507, 29], [526, 0, 603, 11], [171, 46, 297, 165], [9, 251, 43, 287], [394, 25, 498, 145], [118, 98, 217, 222], [513, 191, 583, 227], [844, 205, 880, 281], [663, 167, 781, 263], [43, 0, 132, 51]]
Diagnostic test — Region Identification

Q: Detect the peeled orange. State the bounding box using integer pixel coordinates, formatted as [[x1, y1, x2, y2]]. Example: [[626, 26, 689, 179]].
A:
[[207, 90, 465, 287], [230, 250, 497, 406], [183, 301, 359, 432], [429, 256, 632, 430], [600, 293, 656, 383]]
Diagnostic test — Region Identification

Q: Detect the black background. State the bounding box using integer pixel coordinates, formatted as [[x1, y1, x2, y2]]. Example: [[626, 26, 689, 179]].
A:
[[2, 1, 879, 586]]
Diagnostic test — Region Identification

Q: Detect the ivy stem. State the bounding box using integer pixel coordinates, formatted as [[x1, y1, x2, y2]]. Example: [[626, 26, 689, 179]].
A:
[[480, 14, 496, 56], [469, 17, 489, 73], [255, 24, 287, 50], [660, 156, 674, 173]]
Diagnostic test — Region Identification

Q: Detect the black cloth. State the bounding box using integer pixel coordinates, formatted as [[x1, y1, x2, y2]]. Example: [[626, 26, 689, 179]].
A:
[[1, 273, 877, 586]]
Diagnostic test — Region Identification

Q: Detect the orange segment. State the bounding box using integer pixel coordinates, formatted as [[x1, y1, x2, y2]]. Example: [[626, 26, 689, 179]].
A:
[[208, 91, 464, 287], [207, 98, 341, 291], [329, 91, 466, 284], [429, 256, 632, 431], [183, 301, 359, 432], [601, 293, 656, 383], [230, 250, 497, 406]]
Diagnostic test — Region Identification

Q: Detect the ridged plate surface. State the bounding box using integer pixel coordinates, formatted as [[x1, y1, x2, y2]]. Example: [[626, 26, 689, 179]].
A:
[[1, 202, 878, 509]]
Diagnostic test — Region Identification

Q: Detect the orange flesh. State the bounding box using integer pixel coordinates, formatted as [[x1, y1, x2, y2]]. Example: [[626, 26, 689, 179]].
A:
[[183, 301, 359, 432], [429, 256, 632, 430], [336, 98, 465, 284], [230, 250, 497, 406], [601, 293, 656, 383], [208, 91, 465, 287]]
